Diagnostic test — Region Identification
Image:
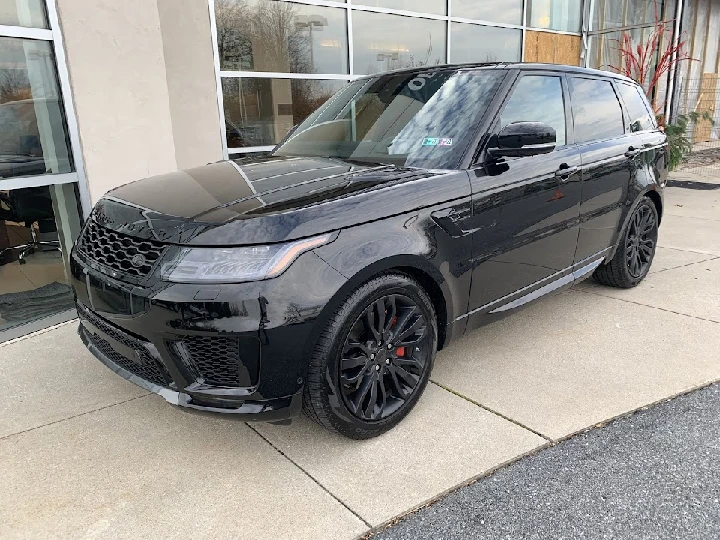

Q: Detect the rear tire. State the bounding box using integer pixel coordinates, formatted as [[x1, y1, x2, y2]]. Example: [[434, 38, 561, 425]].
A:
[[593, 198, 659, 288], [303, 273, 437, 439]]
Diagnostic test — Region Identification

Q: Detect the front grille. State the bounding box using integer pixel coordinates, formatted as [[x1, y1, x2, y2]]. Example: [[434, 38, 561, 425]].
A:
[[78, 304, 169, 387], [77, 219, 166, 279], [182, 336, 242, 387]]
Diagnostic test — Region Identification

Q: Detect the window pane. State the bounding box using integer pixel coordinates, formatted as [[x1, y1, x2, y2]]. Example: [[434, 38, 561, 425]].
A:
[[216, 0, 348, 74], [569, 77, 624, 143], [352, 11, 446, 75], [353, 0, 446, 15], [452, 0, 522, 25], [450, 24, 521, 63], [587, 27, 657, 86], [592, 0, 668, 30], [1, 182, 82, 333], [500, 76, 566, 146], [275, 70, 504, 169], [617, 83, 656, 131], [0, 38, 72, 180], [222, 78, 347, 148], [529, 0, 582, 32], [0, 0, 47, 28]]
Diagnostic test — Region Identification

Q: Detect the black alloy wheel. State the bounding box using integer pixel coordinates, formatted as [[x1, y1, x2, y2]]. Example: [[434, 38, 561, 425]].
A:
[[339, 294, 431, 421], [303, 273, 437, 439], [625, 203, 657, 278], [593, 198, 659, 288]]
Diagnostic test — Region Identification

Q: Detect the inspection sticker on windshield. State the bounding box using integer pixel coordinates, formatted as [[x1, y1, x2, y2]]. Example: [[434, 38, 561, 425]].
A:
[[422, 137, 452, 146]]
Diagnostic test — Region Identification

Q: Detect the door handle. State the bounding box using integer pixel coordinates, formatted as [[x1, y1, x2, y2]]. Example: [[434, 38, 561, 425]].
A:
[[554, 164, 578, 181], [625, 146, 640, 158]]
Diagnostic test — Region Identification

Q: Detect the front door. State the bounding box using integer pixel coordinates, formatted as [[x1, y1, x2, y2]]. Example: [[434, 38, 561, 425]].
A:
[[464, 72, 582, 330]]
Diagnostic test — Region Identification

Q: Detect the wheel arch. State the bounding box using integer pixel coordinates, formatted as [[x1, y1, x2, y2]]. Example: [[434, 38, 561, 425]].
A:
[[645, 189, 663, 225], [310, 254, 453, 352], [606, 188, 662, 262]]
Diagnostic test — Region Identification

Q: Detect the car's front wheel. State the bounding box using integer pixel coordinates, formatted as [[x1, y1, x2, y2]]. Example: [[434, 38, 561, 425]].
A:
[[593, 197, 659, 288], [303, 273, 437, 439]]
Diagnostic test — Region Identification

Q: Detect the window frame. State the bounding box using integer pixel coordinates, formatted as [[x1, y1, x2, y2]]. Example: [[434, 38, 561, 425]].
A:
[[614, 80, 658, 134], [473, 69, 574, 167], [567, 75, 627, 145], [0, 0, 90, 216]]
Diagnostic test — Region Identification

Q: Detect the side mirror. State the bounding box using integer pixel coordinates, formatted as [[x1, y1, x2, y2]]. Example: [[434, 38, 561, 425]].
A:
[[488, 121, 556, 158]]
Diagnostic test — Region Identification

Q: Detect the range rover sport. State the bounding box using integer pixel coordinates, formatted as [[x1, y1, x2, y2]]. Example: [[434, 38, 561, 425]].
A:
[[71, 63, 667, 439]]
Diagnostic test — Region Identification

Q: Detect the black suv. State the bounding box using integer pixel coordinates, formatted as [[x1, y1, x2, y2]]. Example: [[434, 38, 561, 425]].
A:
[[71, 63, 667, 439]]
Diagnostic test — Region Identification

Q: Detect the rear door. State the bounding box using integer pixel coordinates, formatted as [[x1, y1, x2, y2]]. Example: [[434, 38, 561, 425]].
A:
[[615, 81, 669, 186], [569, 76, 642, 262], [463, 71, 582, 325]]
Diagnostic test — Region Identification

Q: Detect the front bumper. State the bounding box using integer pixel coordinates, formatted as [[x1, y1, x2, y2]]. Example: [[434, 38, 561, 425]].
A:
[[70, 244, 347, 421], [78, 321, 303, 420]]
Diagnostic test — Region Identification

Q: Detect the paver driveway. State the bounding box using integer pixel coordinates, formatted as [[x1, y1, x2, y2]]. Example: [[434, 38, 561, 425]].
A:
[[1, 171, 718, 539]]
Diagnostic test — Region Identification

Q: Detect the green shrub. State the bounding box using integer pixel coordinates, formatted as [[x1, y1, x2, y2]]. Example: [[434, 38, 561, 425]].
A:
[[662, 111, 715, 171]]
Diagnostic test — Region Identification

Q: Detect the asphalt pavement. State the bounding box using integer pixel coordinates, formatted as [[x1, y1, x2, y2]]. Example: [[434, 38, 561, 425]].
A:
[[373, 383, 720, 540]]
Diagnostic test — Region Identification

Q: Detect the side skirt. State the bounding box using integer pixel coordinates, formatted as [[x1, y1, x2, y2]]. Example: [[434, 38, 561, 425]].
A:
[[457, 248, 611, 321]]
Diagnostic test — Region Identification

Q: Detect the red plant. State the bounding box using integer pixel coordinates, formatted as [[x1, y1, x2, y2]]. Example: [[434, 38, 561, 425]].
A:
[[608, 4, 694, 114]]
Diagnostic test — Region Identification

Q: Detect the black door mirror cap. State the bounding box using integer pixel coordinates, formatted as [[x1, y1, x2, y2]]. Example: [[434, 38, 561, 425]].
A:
[[488, 121, 557, 158]]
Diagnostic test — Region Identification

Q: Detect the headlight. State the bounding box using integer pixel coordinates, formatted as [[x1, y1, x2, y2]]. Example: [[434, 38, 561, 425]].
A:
[[160, 233, 335, 283]]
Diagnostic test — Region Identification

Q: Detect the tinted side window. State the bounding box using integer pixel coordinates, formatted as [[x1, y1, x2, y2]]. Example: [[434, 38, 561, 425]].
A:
[[617, 83, 656, 132], [500, 75, 566, 146], [569, 77, 624, 143]]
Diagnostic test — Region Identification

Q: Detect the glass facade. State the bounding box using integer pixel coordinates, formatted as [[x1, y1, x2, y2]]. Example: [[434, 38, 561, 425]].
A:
[[215, 0, 553, 153], [453, 0, 523, 25], [588, 0, 676, 79], [216, 0, 348, 74], [528, 0, 583, 32], [352, 11, 446, 75], [0, 37, 72, 180], [0, 0, 84, 340], [0, 0, 47, 28], [223, 77, 346, 147], [450, 23, 522, 64]]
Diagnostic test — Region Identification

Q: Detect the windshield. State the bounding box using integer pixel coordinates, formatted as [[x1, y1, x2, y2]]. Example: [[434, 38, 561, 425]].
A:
[[274, 69, 505, 169]]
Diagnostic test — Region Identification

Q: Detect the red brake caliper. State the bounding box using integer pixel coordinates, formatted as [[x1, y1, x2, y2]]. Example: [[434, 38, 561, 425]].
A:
[[390, 315, 404, 357]]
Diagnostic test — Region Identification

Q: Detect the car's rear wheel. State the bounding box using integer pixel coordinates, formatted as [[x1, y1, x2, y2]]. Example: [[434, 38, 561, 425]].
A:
[[593, 198, 659, 288], [303, 273, 437, 439]]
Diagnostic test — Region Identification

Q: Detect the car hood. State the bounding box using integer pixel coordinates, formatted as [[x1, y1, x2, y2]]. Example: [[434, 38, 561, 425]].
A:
[[93, 155, 469, 246]]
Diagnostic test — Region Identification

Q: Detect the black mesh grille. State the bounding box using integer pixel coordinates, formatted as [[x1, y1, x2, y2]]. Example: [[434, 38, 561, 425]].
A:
[[77, 219, 166, 279], [78, 304, 168, 387], [182, 336, 242, 387]]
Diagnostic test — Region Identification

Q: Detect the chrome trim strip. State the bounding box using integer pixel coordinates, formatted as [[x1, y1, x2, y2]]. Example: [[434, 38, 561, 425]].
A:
[[490, 271, 576, 313], [456, 248, 612, 320], [490, 257, 604, 314]]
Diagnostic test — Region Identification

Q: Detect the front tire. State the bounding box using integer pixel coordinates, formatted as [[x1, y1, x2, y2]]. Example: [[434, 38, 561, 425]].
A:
[[593, 198, 659, 288], [303, 273, 437, 439]]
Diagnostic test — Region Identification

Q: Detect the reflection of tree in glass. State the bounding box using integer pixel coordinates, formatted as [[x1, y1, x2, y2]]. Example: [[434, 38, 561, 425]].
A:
[[216, 0, 316, 73], [215, 0, 253, 70], [291, 80, 336, 125], [0, 69, 31, 103]]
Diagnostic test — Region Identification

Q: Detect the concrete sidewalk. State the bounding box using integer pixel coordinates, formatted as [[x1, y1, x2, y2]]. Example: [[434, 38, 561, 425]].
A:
[[1, 171, 718, 539]]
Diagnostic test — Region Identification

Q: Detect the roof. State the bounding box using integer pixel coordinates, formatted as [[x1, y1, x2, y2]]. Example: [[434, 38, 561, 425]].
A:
[[360, 62, 636, 85]]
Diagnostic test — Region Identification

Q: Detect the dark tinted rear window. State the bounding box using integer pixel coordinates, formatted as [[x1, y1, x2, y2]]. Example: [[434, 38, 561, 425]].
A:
[[617, 83, 656, 132], [569, 77, 624, 143]]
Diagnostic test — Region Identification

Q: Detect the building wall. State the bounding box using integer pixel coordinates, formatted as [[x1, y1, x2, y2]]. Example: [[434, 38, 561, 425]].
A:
[[524, 30, 582, 65], [157, 0, 223, 171], [56, 0, 223, 202]]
